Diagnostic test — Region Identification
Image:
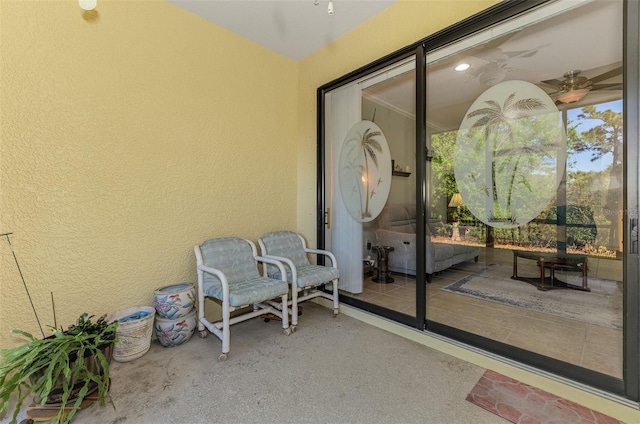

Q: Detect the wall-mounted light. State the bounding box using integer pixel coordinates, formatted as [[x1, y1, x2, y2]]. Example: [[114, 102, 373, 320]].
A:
[[79, 0, 97, 10]]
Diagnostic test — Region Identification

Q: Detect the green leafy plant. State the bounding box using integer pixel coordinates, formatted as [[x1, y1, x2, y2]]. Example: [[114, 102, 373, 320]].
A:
[[0, 313, 118, 424]]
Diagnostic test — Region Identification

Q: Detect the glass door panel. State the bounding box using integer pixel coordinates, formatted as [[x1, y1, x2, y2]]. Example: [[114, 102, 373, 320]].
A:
[[323, 59, 418, 319], [424, 0, 623, 379]]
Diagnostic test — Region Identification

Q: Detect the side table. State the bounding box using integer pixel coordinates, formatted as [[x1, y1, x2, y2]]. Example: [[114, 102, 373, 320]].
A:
[[372, 245, 394, 283]]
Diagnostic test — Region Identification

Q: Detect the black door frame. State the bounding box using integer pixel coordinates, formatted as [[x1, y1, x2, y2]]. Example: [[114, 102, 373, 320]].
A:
[[623, 0, 640, 401]]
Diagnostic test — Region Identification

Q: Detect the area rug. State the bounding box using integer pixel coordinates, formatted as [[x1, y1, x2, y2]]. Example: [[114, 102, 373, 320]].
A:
[[466, 369, 622, 424], [442, 264, 622, 329]]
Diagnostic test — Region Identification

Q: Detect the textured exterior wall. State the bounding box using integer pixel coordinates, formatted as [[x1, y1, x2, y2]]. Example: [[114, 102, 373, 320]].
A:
[[0, 0, 298, 348], [296, 0, 499, 247], [1, 0, 500, 348]]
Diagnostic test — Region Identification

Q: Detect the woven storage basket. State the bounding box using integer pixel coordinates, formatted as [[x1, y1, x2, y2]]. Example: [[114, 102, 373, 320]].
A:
[[108, 306, 155, 362]]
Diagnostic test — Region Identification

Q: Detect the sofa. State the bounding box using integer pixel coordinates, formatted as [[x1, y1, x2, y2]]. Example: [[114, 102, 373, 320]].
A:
[[374, 204, 479, 281]]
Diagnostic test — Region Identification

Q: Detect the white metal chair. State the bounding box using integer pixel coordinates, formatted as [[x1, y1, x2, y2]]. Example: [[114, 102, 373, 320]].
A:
[[258, 231, 339, 331], [194, 237, 291, 361]]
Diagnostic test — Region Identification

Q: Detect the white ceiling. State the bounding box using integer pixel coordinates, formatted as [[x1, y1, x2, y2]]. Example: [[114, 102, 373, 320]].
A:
[[363, 0, 623, 131], [167, 0, 398, 61], [166, 0, 623, 131]]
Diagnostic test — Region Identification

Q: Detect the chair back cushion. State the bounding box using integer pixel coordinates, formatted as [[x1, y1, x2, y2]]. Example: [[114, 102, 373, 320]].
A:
[[260, 231, 310, 267], [199, 237, 259, 285]]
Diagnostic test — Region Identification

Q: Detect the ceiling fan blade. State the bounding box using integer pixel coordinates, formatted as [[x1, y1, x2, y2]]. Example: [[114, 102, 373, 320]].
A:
[[591, 83, 623, 91], [589, 66, 622, 84], [502, 47, 543, 60], [540, 78, 564, 88]]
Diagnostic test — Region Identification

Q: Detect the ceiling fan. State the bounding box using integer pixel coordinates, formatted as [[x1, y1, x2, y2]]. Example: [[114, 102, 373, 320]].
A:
[[541, 66, 622, 104], [467, 45, 545, 87]]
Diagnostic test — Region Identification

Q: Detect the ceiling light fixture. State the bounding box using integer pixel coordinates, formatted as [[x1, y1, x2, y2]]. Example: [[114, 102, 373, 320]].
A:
[[328, 0, 334, 15], [554, 70, 593, 104], [557, 88, 590, 104], [79, 0, 97, 10], [454, 63, 470, 72]]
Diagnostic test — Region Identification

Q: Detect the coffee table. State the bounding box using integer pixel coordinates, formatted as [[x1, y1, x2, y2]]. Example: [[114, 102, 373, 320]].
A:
[[511, 250, 590, 292]]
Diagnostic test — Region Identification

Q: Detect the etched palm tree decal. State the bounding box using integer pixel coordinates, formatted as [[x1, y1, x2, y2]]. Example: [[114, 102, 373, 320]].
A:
[[344, 157, 365, 210], [466, 92, 546, 223], [342, 126, 383, 219], [456, 80, 564, 229], [338, 121, 391, 223], [358, 127, 383, 218]]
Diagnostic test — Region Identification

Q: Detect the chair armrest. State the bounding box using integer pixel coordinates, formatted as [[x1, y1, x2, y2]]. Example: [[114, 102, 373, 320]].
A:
[[304, 248, 338, 268], [262, 254, 297, 283], [254, 256, 287, 281], [197, 264, 230, 297]]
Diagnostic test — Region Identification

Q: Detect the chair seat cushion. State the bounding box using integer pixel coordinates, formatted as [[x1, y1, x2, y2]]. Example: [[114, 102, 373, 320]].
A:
[[271, 265, 339, 289], [204, 276, 289, 307]]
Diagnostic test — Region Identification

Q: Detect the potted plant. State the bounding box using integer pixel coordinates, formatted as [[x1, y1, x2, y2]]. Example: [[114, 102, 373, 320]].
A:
[[0, 313, 118, 424]]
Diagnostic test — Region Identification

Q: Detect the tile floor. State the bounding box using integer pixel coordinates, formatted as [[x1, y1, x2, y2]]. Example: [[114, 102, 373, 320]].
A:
[[344, 246, 624, 378]]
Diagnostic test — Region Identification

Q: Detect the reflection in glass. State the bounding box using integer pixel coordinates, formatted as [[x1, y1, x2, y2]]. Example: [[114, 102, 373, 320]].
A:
[[425, 0, 623, 379]]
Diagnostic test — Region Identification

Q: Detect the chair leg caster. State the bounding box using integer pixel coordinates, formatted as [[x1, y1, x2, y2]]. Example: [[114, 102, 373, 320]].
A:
[[290, 325, 297, 333], [283, 327, 292, 335], [199, 330, 208, 338], [219, 353, 228, 361]]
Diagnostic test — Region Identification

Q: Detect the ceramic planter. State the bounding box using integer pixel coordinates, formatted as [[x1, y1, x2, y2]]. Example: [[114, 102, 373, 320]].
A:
[[153, 283, 195, 319], [154, 308, 196, 347]]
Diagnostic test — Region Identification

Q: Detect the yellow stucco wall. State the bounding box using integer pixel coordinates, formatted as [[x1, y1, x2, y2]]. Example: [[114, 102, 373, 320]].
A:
[[296, 0, 499, 246], [0, 0, 500, 348], [0, 0, 298, 348]]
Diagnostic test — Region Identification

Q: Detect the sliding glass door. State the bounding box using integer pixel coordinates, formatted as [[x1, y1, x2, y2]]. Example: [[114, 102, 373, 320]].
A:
[[317, 0, 638, 401], [321, 58, 419, 324], [424, 0, 625, 388]]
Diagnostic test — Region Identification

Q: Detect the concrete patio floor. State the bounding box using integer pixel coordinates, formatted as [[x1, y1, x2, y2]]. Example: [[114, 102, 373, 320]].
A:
[[8, 302, 507, 424]]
